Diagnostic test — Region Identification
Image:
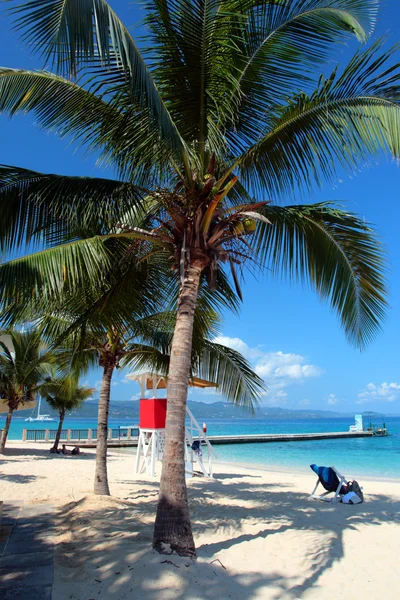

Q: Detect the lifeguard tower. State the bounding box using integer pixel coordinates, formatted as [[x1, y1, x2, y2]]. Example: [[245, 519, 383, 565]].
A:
[[127, 371, 218, 478]]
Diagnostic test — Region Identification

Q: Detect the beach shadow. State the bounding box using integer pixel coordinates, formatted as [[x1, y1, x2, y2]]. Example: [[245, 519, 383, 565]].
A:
[[0, 473, 42, 484], [0, 447, 53, 458], [190, 479, 400, 598], [0, 447, 97, 460], [50, 476, 400, 600], [51, 494, 288, 600]]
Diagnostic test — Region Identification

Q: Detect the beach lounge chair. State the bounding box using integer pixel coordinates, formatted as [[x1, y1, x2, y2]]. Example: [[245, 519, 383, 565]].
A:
[[310, 464, 348, 503]]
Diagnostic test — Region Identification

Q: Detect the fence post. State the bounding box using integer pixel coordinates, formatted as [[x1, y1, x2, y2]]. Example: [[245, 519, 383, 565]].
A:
[[127, 428, 132, 440], [22, 429, 27, 442], [45, 429, 49, 442], [67, 429, 71, 442], [108, 428, 112, 441], [88, 429, 92, 443]]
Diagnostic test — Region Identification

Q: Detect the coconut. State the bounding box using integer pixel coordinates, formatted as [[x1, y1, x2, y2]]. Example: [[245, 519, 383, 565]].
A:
[[243, 218, 257, 233]]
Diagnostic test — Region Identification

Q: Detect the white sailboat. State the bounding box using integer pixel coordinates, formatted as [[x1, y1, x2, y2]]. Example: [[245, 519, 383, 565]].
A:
[[25, 395, 55, 422]]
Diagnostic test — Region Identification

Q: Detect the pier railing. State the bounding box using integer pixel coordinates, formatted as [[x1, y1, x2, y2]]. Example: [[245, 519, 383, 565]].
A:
[[23, 426, 139, 443]]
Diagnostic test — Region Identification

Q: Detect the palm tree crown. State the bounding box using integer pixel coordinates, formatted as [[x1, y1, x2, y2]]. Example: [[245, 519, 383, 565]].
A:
[[0, 0, 397, 346], [0, 329, 54, 451], [40, 375, 94, 415], [0, 330, 53, 409]]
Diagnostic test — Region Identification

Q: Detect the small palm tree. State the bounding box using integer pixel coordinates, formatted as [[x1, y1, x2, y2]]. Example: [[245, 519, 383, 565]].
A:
[[0, 0, 399, 556], [40, 375, 94, 451], [0, 330, 54, 452]]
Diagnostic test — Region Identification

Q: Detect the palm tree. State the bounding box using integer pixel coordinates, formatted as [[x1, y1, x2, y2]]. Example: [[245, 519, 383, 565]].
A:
[[40, 375, 94, 451], [0, 329, 54, 452], [0, 0, 399, 555]]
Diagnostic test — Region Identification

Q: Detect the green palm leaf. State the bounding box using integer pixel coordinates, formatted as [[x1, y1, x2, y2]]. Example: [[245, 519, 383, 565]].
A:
[[237, 41, 400, 196], [0, 238, 113, 317], [0, 69, 182, 183], [144, 0, 240, 161], [40, 375, 93, 412], [0, 69, 121, 152], [0, 165, 147, 250], [194, 340, 264, 411], [254, 202, 387, 348], [222, 0, 378, 145], [122, 338, 264, 411], [8, 0, 189, 177], [0, 329, 55, 393]]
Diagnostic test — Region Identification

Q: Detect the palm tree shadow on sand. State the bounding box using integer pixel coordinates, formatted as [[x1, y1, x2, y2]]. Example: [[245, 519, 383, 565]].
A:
[[49, 474, 400, 600]]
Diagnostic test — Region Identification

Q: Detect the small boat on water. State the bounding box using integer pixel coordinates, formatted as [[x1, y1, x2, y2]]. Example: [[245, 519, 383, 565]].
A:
[[349, 412, 388, 436], [25, 396, 55, 422]]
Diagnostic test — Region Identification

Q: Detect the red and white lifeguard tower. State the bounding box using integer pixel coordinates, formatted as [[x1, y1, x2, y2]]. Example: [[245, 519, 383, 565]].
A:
[[127, 371, 218, 478]]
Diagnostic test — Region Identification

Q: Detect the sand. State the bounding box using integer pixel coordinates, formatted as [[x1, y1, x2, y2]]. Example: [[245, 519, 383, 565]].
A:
[[1, 442, 399, 599]]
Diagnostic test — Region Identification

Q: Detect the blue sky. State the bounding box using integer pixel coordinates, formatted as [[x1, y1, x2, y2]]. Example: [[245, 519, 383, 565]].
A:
[[1, 1, 400, 413]]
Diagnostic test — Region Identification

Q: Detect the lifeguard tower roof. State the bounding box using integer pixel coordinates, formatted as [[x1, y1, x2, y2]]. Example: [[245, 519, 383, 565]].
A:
[[126, 371, 217, 390]]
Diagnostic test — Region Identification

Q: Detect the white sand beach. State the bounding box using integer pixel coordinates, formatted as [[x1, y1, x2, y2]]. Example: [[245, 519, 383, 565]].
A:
[[1, 442, 399, 599]]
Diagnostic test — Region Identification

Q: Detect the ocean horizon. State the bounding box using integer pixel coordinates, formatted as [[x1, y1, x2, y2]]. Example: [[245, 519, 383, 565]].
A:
[[2, 414, 399, 480]]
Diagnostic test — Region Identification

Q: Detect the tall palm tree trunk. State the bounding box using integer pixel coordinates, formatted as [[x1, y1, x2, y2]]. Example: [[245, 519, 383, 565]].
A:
[[153, 262, 203, 557], [53, 407, 66, 451], [0, 406, 14, 453], [94, 364, 114, 495]]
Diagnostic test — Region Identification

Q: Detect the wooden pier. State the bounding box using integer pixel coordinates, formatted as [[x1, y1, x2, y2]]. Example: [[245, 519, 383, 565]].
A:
[[205, 431, 373, 444], [20, 428, 374, 448], [101, 430, 374, 447]]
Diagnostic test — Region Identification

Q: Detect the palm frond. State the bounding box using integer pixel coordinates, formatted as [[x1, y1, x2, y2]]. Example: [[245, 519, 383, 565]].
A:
[[222, 0, 378, 146], [120, 342, 171, 375], [144, 0, 235, 163], [40, 375, 93, 412], [254, 202, 388, 348], [0, 69, 123, 158], [0, 329, 55, 397], [0, 238, 113, 323], [0, 165, 147, 250], [8, 0, 189, 179], [121, 337, 264, 413], [195, 340, 265, 412], [237, 41, 400, 197]]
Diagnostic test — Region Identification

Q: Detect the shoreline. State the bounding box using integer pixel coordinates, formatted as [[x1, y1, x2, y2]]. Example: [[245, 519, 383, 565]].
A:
[[4, 439, 400, 483], [212, 458, 400, 484], [111, 445, 400, 483]]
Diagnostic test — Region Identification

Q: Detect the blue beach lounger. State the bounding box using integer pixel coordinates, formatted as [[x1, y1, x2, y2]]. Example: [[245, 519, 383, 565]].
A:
[[310, 464, 348, 503]]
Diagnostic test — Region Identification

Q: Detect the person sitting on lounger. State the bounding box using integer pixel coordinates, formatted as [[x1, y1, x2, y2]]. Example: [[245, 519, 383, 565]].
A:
[[61, 444, 81, 455]]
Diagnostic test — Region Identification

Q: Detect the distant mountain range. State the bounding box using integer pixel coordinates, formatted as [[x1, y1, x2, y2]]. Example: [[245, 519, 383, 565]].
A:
[[16, 398, 354, 420]]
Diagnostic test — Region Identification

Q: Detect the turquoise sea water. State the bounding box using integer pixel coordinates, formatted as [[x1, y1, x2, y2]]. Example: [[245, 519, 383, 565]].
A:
[[2, 415, 399, 479]]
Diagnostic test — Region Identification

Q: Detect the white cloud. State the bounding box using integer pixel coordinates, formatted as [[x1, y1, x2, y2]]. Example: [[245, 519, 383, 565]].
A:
[[327, 393, 339, 406], [111, 381, 119, 387], [121, 378, 131, 384], [213, 336, 322, 406], [356, 382, 400, 404], [299, 399, 311, 406], [255, 351, 323, 381], [213, 336, 264, 361]]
